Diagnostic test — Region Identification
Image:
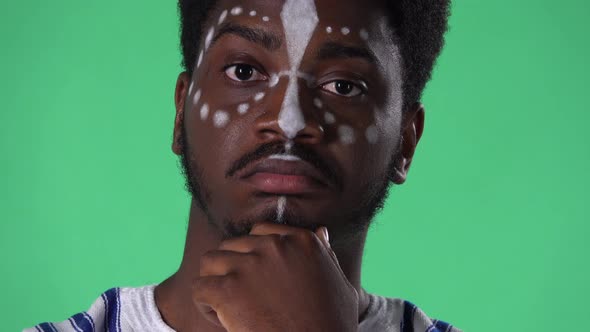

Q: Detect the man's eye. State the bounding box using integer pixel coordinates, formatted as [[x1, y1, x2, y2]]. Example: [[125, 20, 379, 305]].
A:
[[224, 64, 265, 82], [321, 80, 364, 97]]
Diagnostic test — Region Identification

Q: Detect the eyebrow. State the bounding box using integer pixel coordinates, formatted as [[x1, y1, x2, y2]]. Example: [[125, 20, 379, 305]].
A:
[[210, 22, 283, 51], [315, 42, 378, 65]]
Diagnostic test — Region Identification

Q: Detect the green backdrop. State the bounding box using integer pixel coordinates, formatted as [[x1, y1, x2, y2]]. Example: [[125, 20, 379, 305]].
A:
[[1, 1, 588, 331]]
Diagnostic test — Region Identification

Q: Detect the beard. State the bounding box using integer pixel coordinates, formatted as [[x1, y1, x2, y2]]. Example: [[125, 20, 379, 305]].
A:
[[179, 119, 397, 248]]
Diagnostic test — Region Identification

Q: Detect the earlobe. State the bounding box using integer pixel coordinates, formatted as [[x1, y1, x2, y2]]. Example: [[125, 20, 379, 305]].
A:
[[390, 103, 425, 184], [172, 72, 191, 156]]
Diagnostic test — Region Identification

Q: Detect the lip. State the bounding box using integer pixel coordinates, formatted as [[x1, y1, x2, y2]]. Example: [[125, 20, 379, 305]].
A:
[[238, 158, 330, 195]]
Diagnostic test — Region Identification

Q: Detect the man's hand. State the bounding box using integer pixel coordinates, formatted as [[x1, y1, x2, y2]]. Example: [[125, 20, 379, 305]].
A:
[[192, 222, 359, 332]]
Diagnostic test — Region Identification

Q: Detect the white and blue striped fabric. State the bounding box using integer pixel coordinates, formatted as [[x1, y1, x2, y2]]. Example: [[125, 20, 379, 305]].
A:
[[25, 285, 461, 332]]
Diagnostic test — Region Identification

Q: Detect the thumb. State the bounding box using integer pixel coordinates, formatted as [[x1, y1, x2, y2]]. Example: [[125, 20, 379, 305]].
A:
[[315, 226, 330, 248], [315, 227, 339, 265]]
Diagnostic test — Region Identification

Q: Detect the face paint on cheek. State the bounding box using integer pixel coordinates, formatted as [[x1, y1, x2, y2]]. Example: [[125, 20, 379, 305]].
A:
[[237, 103, 250, 115], [254, 92, 266, 102], [324, 112, 336, 125], [338, 125, 356, 145], [200, 103, 209, 121], [313, 98, 323, 109], [213, 110, 230, 128], [192, 7, 269, 131]]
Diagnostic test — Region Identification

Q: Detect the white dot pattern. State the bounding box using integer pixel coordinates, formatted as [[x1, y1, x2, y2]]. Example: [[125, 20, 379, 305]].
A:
[[192, 8, 379, 145]]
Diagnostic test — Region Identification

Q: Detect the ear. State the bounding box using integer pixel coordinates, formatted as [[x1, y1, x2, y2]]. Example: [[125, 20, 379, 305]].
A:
[[390, 103, 425, 184], [172, 72, 191, 156]]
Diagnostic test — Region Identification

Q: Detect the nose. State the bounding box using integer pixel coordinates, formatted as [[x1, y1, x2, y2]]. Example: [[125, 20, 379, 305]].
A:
[[254, 77, 324, 145]]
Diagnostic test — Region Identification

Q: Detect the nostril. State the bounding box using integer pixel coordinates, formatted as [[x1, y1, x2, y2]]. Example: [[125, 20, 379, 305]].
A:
[[258, 128, 282, 141]]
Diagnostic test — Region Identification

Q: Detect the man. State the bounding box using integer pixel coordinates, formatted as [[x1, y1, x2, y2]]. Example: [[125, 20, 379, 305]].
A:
[[27, 0, 457, 331]]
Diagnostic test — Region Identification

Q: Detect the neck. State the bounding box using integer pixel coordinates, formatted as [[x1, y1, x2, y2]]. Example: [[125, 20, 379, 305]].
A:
[[155, 199, 371, 332]]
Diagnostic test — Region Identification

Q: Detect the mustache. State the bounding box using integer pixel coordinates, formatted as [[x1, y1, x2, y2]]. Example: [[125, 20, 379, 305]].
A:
[[225, 141, 343, 191]]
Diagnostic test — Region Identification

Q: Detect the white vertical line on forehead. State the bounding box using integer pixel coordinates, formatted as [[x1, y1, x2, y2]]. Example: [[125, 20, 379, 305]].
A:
[[278, 0, 319, 139]]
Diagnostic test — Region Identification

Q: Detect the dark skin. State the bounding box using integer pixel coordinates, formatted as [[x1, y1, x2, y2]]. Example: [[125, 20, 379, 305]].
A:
[[156, 0, 424, 331]]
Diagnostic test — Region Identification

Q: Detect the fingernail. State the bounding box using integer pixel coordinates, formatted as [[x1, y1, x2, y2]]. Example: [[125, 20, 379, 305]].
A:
[[322, 227, 330, 246]]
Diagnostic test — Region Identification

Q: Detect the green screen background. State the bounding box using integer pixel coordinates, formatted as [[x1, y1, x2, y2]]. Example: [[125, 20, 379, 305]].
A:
[[1, 1, 588, 331]]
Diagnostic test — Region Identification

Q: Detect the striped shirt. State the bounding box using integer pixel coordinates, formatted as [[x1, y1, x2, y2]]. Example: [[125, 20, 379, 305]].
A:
[[25, 285, 461, 332]]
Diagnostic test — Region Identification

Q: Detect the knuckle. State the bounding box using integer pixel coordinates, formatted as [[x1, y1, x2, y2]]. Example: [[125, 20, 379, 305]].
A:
[[218, 238, 237, 251], [294, 230, 318, 249], [200, 250, 217, 265], [263, 234, 285, 253], [193, 273, 238, 301]]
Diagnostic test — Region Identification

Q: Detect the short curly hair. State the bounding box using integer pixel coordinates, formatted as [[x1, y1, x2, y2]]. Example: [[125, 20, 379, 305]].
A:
[[177, 0, 451, 111]]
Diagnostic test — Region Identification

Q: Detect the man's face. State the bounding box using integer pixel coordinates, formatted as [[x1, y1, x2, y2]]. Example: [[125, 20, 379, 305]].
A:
[[174, 0, 406, 242]]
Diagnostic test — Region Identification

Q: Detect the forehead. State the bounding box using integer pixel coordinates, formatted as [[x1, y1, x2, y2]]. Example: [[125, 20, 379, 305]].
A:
[[210, 0, 399, 68], [212, 0, 390, 38]]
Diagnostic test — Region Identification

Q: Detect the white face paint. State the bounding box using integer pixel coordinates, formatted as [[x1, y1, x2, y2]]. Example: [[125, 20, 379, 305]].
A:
[[278, 0, 319, 139], [230, 6, 243, 16], [277, 196, 287, 223], [200, 103, 209, 121], [338, 125, 356, 145], [324, 112, 336, 124], [269, 74, 280, 88], [269, 154, 302, 161], [197, 51, 204, 68], [204, 27, 215, 50], [218, 10, 228, 24], [213, 110, 230, 128], [254, 92, 266, 102], [237, 103, 250, 115], [188, 82, 194, 96], [186, 4, 403, 227], [313, 98, 323, 109], [193, 89, 201, 105], [192, 7, 392, 149]]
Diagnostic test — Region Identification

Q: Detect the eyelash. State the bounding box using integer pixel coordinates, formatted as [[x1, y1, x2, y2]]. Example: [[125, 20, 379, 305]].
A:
[[223, 63, 367, 98], [224, 63, 267, 82], [320, 80, 366, 98]]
